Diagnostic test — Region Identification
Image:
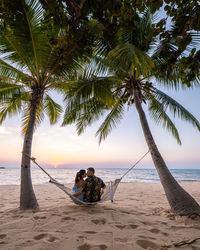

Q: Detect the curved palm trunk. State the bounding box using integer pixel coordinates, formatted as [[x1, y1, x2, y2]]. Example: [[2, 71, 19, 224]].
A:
[[133, 85, 200, 216], [20, 88, 43, 210]]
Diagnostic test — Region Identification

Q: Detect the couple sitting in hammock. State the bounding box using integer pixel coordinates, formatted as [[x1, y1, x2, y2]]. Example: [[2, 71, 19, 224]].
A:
[[72, 167, 106, 204]]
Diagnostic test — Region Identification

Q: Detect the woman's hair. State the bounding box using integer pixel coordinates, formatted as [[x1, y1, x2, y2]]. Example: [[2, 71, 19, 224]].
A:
[[75, 169, 86, 183]]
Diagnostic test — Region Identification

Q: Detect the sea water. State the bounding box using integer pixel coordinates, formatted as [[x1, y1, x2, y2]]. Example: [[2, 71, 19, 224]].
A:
[[0, 167, 200, 185]]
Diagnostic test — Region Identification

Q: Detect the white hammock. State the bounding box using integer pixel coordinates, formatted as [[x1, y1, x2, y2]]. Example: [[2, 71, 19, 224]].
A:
[[49, 176, 121, 205], [24, 151, 149, 205]]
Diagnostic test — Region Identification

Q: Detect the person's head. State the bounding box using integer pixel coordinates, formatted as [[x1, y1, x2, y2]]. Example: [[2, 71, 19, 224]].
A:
[[79, 169, 86, 178], [87, 167, 95, 177], [75, 169, 86, 183]]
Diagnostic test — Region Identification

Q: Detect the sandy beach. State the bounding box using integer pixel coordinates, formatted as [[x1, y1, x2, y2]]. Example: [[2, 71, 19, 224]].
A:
[[0, 182, 200, 250]]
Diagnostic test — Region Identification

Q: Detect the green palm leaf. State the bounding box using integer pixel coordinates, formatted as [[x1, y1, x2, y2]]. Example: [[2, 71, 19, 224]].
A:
[[0, 82, 24, 101], [147, 95, 181, 144], [84, 56, 116, 78], [153, 88, 200, 131], [22, 101, 44, 135], [0, 92, 23, 124], [44, 94, 63, 124], [63, 97, 107, 135], [107, 43, 154, 78], [96, 99, 125, 144], [0, 58, 32, 84], [0, 0, 55, 80], [23, 0, 53, 81], [0, 23, 35, 76], [63, 76, 118, 107]]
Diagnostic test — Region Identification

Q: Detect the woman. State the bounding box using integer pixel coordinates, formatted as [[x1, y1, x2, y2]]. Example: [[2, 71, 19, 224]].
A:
[[72, 169, 86, 204]]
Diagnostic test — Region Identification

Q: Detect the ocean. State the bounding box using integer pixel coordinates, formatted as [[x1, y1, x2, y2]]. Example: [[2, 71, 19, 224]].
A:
[[0, 168, 200, 185]]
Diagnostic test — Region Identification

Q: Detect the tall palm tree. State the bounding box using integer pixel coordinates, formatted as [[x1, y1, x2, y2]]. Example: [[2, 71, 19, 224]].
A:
[[62, 11, 200, 215], [0, 0, 95, 209]]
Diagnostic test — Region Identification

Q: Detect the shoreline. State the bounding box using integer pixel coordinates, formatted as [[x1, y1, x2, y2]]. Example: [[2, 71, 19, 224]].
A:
[[1, 168, 200, 186], [1, 179, 200, 186], [1, 182, 200, 249]]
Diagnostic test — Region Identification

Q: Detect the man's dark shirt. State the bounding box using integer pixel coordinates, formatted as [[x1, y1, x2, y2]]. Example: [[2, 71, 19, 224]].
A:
[[82, 176, 105, 202]]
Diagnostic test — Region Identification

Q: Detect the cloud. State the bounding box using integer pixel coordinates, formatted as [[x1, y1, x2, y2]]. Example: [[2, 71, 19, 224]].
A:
[[0, 126, 11, 135]]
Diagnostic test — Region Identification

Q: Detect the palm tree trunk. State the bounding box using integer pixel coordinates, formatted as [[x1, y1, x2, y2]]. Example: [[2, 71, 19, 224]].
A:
[[133, 85, 200, 216], [20, 88, 43, 210]]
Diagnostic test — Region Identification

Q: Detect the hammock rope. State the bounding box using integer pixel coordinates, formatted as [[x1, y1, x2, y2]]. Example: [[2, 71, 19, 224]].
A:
[[22, 150, 149, 205], [120, 150, 150, 180]]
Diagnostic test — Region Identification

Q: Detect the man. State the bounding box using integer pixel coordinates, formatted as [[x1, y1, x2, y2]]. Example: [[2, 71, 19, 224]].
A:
[[72, 167, 106, 203]]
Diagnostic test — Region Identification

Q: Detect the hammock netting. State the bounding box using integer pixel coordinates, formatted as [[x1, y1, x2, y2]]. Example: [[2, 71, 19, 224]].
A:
[[49, 177, 121, 205]]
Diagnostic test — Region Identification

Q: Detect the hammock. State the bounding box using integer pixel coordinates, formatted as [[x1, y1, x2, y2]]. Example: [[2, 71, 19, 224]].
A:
[[23, 151, 149, 205]]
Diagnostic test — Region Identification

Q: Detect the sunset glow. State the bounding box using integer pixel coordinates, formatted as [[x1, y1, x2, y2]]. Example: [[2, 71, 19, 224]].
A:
[[0, 88, 200, 169]]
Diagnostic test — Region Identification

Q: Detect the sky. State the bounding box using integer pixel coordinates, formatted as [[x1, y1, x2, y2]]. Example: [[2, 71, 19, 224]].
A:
[[0, 85, 200, 169]]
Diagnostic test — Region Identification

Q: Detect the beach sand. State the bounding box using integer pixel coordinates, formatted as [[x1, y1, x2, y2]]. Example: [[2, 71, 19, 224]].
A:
[[0, 182, 200, 250]]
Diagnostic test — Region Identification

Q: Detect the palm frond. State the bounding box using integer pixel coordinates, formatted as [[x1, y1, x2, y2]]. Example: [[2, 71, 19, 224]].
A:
[[0, 92, 24, 124], [85, 56, 116, 77], [21, 101, 44, 135], [147, 95, 181, 144], [96, 100, 125, 144], [0, 58, 32, 84], [0, 23, 35, 76], [24, 0, 42, 82], [23, 0, 52, 81], [107, 43, 154, 78], [95, 40, 113, 57], [63, 75, 118, 107], [76, 102, 106, 136], [61, 74, 118, 135], [21, 106, 31, 135], [44, 94, 63, 124], [0, 0, 55, 80], [152, 39, 178, 64], [153, 68, 183, 90], [0, 82, 25, 101], [184, 32, 200, 53], [153, 88, 200, 131], [43, 56, 84, 86], [62, 98, 83, 126], [62, 96, 107, 135]]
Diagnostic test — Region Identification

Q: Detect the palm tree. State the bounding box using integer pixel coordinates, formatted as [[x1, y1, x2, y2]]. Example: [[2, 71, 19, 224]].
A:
[[0, 0, 95, 209], [62, 11, 200, 215]]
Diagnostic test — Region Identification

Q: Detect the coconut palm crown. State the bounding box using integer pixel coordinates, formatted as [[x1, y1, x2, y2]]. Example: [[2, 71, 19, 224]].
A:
[[62, 10, 200, 215], [0, 0, 97, 209]]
